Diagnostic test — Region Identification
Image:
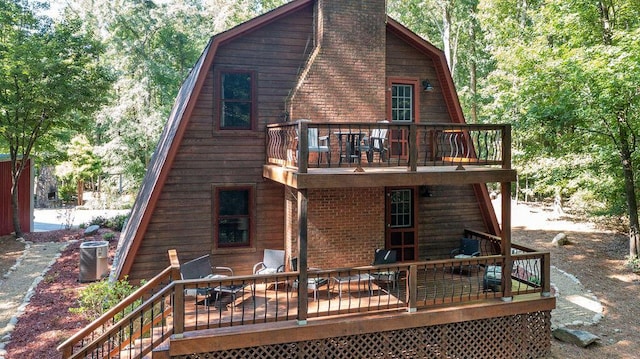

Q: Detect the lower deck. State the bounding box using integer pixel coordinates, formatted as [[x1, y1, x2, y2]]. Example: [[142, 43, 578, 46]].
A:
[[60, 247, 554, 359], [179, 261, 542, 331]]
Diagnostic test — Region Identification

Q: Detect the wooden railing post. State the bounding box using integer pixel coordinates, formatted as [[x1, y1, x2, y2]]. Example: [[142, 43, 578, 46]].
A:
[[297, 120, 309, 173], [173, 282, 185, 336], [168, 249, 181, 280], [408, 123, 417, 172], [502, 124, 511, 169], [407, 265, 417, 312], [541, 252, 551, 297]]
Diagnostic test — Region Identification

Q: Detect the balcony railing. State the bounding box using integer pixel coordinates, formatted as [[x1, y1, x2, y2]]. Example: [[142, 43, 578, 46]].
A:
[[58, 232, 549, 359], [266, 121, 511, 173]]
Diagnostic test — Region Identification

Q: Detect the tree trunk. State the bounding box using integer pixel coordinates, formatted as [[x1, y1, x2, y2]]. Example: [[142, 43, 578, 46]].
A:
[[618, 125, 640, 257], [469, 14, 478, 123], [77, 179, 84, 206], [441, 2, 453, 74], [10, 176, 23, 238]]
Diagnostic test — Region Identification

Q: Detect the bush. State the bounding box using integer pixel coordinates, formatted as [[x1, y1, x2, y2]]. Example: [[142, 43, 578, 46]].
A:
[[86, 213, 128, 231], [626, 255, 640, 273], [69, 277, 140, 321]]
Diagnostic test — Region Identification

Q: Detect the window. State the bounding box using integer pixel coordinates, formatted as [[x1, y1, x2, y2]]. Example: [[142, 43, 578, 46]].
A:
[[389, 188, 413, 228], [218, 71, 254, 130], [214, 187, 253, 248], [391, 84, 414, 122]]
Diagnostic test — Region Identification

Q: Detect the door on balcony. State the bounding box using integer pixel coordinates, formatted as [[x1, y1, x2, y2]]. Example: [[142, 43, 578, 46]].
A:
[[387, 79, 419, 159], [385, 187, 417, 261]]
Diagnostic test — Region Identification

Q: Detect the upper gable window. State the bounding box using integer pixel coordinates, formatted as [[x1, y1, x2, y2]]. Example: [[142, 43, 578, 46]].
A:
[[218, 71, 254, 130], [391, 84, 414, 122]]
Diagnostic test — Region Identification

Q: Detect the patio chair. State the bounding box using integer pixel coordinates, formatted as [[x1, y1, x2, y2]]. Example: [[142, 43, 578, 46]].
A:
[[483, 265, 502, 292], [180, 254, 233, 306], [450, 238, 481, 273], [296, 121, 330, 166], [181, 254, 250, 309], [308, 127, 330, 164], [370, 249, 399, 290], [450, 238, 481, 259], [290, 257, 329, 301], [253, 249, 286, 290], [361, 123, 388, 163]]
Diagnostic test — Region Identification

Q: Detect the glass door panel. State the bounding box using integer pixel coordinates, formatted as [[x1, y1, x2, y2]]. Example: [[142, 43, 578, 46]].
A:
[[388, 83, 414, 159], [386, 188, 417, 261]]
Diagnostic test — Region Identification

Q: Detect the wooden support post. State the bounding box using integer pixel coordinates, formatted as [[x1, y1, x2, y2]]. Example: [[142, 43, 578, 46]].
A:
[[501, 181, 512, 301], [297, 189, 309, 323]]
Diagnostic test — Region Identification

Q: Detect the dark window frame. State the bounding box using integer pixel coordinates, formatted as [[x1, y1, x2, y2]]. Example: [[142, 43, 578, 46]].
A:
[[213, 185, 255, 249], [215, 69, 257, 131]]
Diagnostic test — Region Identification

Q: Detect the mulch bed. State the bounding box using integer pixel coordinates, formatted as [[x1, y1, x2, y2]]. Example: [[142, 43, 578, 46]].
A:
[[4, 230, 118, 359]]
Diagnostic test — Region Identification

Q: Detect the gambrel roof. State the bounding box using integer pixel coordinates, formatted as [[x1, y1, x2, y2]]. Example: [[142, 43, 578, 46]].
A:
[[112, 0, 495, 280]]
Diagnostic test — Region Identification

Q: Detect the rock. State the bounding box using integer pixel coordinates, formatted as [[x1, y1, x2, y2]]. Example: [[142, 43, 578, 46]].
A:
[[84, 224, 100, 236], [552, 233, 568, 247], [553, 327, 600, 347]]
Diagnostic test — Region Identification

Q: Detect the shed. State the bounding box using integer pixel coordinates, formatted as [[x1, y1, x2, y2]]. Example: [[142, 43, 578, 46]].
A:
[[0, 155, 33, 236]]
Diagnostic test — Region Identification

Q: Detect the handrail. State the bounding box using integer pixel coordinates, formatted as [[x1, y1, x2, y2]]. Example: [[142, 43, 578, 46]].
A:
[[57, 264, 178, 358], [61, 239, 550, 358], [266, 122, 511, 170], [66, 283, 176, 359]]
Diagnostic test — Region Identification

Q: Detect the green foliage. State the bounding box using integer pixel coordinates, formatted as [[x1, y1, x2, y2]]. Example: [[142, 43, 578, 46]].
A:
[[56, 134, 102, 184], [70, 276, 140, 321], [0, 0, 113, 235], [625, 255, 640, 273], [86, 213, 128, 231], [102, 232, 115, 240], [480, 0, 640, 237]]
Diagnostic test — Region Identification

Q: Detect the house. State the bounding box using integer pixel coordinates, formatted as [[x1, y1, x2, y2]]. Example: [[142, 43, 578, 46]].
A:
[[0, 155, 32, 236], [63, 0, 554, 358]]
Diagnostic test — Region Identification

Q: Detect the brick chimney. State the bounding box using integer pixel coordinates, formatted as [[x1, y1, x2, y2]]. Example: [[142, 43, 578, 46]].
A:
[[288, 0, 387, 122]]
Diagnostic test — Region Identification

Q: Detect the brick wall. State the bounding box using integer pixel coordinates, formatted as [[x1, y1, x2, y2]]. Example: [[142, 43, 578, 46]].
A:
[[289, 0, 387, 122], [285, 187, 385, 269]]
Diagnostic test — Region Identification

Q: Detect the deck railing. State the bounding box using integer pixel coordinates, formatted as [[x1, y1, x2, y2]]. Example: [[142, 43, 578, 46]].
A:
[[57, 264, 180, 359], [266, 121, 511, 173], [58, 234, 549, 359]]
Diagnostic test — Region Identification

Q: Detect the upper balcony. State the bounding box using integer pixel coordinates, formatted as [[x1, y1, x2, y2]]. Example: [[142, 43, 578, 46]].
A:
[[264, 121, 517, 189]]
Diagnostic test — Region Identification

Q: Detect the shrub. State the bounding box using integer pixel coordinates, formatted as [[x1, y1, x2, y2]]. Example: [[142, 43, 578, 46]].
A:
[[102, 232, 115, 240], [626, 255, 640, 273], [86, 213, 129, 231], [69, 277, 140, 321]]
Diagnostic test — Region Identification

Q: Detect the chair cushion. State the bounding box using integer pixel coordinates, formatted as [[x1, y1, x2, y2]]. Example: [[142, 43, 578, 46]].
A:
[[484, 265, 502, 280], [257, 267, 279, 275]]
